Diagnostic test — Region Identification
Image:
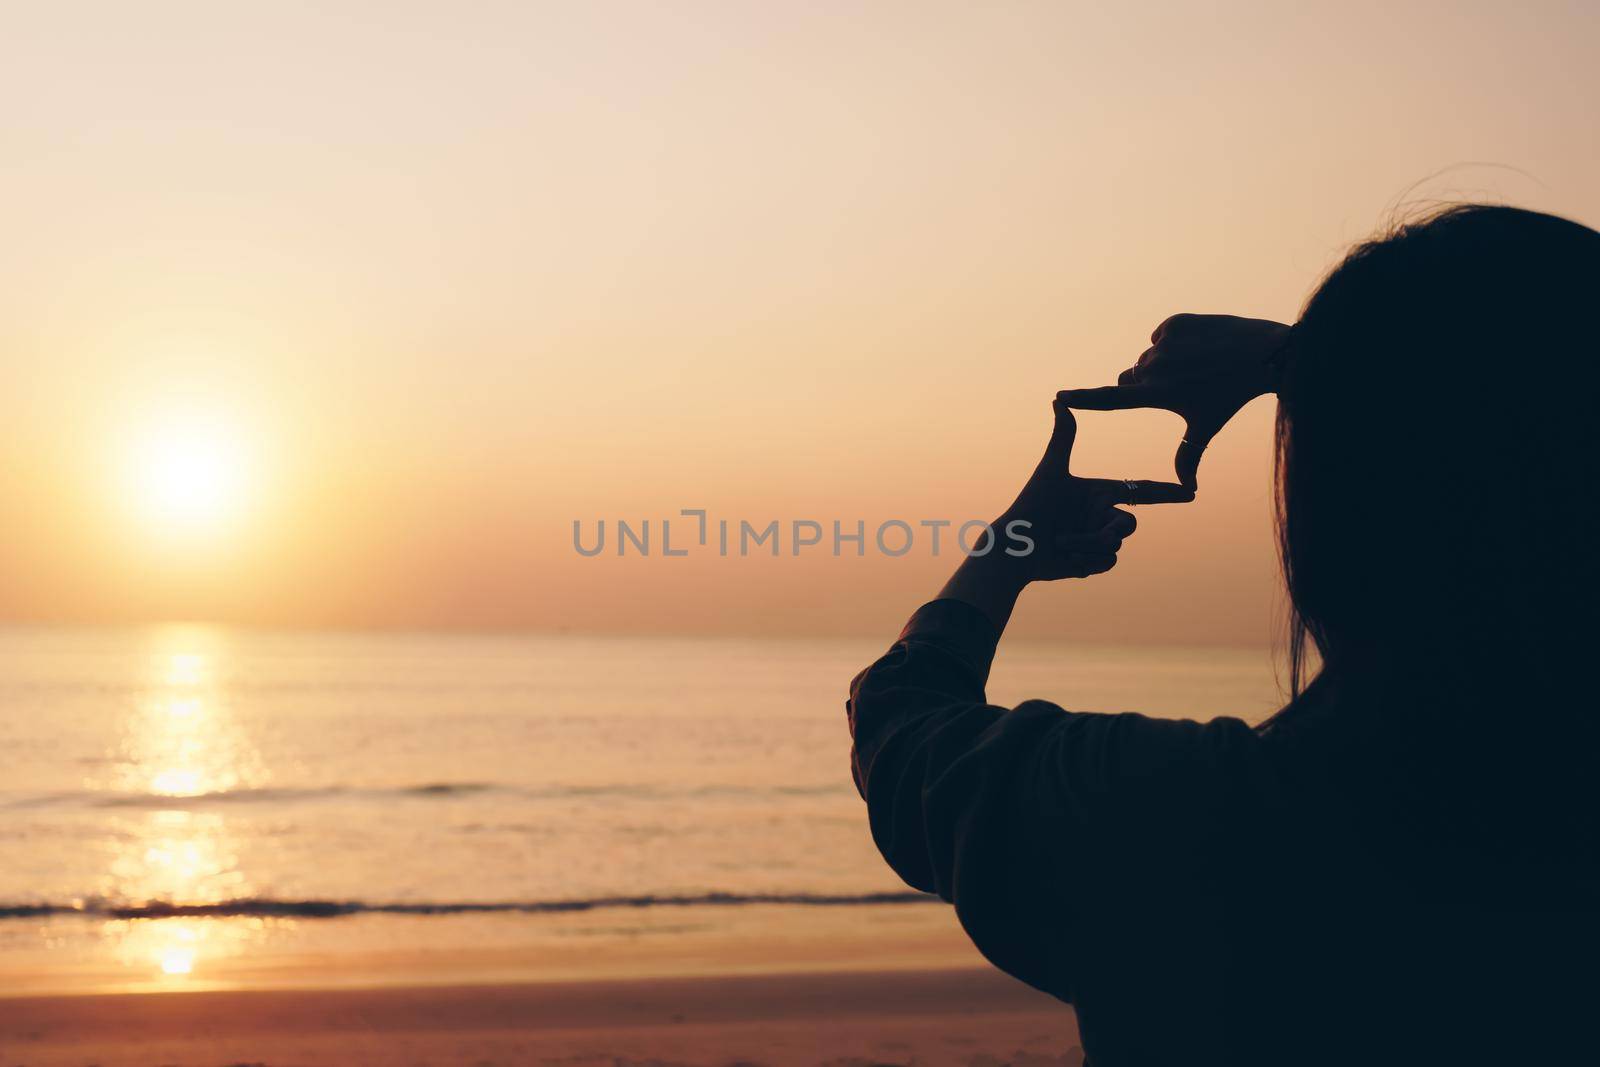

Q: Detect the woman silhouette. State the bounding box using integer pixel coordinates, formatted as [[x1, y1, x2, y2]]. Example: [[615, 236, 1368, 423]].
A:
[[847, 205, 1600, 1066]]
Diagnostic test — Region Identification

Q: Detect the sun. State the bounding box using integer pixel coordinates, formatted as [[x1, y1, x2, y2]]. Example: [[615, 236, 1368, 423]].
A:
[[122, 412, 254, 539]]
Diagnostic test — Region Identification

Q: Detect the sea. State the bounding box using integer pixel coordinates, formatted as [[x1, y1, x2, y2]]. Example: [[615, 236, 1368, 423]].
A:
[[0, 626, 1285, 993]]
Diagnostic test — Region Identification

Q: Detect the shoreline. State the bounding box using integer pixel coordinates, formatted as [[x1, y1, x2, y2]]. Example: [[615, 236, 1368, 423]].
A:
[[0, 966, 1083, 1067], [0, 902, 986, 999]]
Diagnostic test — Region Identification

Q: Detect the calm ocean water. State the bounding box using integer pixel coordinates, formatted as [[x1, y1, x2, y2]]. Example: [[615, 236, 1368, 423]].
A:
[[0, 625, 1285, 990]]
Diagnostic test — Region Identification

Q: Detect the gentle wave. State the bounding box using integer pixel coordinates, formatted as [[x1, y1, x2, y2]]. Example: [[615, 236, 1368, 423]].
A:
[[0, 890, 935, 921], [1, 780, 848, 810], [0, 783, 496, 809]]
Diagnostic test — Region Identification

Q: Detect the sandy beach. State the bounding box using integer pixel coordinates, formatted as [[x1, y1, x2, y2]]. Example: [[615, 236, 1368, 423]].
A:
[[0, 967, 1081, 1067]]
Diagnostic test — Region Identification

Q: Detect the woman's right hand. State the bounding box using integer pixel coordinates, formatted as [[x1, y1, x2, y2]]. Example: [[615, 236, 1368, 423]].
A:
[[1058, 313, 1292, 491]]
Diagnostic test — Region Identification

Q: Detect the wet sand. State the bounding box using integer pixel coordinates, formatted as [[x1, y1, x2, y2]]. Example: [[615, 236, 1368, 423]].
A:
[[0, 967, 1081, 1067]]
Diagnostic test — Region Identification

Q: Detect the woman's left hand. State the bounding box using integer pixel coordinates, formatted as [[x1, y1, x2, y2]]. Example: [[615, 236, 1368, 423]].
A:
[[937, 397, 1192, 626], [994, 396, 1192, 582]]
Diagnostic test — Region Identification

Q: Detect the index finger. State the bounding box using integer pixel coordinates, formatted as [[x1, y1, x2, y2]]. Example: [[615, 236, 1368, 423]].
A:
[[1057, 384, 1183, 413], [1078, 477, 1196, 506]]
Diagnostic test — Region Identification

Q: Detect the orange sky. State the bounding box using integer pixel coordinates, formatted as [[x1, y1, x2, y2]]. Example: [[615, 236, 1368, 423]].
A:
[[2, 1, 1596, 644]]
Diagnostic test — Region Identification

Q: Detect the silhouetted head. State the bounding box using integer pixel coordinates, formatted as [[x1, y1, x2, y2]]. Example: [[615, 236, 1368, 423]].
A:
[[1277, 204, 1600, 706]]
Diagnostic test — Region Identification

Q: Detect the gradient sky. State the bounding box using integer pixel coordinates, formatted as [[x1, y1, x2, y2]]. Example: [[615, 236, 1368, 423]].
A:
[[2, 1, 1596, 644]]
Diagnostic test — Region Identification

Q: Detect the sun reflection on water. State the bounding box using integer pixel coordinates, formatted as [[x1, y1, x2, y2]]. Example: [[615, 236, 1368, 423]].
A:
[[165, 652, 206, 687], [105, 915, 269, 985], [154, 923, 198, 975], [98, 628, 270, 982]]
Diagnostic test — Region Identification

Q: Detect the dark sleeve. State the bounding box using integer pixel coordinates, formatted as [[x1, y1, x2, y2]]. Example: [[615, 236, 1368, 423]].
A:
[[846, 598, 1269, 1003]]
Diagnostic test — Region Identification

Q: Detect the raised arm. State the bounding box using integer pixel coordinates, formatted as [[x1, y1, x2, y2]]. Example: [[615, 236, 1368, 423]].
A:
[[846, 397, 1199, 987], [847, 337, 1280, 1018]]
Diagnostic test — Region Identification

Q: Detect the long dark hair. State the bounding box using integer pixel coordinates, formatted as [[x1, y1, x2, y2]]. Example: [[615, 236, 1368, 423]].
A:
[[1275, 204, 1600, 707]]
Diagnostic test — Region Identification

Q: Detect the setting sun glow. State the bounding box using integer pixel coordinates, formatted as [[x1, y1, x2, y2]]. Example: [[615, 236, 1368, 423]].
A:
[[121, 414, 253, 540]]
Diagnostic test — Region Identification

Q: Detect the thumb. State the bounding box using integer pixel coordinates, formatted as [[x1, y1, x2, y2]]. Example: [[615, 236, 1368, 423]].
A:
[[1174, 423, 1209, 490], [1039, 396, 1078, 476]]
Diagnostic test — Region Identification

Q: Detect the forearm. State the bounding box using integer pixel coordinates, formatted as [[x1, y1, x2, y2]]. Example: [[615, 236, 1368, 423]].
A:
[[936, 551, 1029, 636]]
